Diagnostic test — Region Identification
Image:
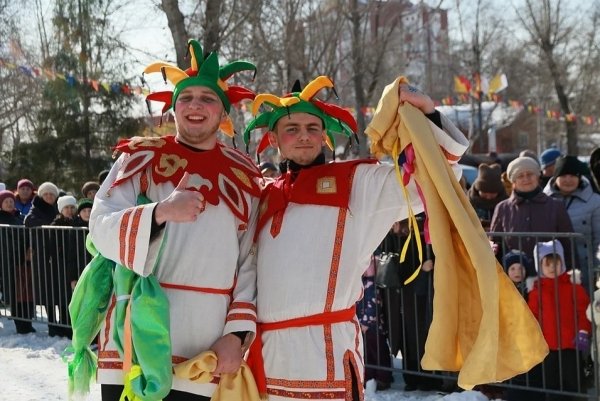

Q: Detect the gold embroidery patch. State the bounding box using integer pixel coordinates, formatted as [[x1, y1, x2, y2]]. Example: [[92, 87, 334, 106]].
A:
[[231, 167, 252, 188], [155, 154, 188, 177], [128, 136, 166, 150], [316, 177, 337, 194]]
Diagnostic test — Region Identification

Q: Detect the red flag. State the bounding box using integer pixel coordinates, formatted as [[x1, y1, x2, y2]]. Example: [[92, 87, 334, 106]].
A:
[[454, 75, 471, 94]]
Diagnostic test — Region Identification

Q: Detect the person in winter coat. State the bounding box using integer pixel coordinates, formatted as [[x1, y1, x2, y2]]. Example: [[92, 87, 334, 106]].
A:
[[14, 178, 35, 223], [47, 195, 80, 338], [502, 249, 531, 299], [490, 156, 574, 277], [73, 198, 93, 228], [0, 190, 35, 334], [80, 181, 100, 200], [528, 240, 590, 400], [24, 181, 60, 336], [356, 255, 393, 391], [72, 198, 92, 270], [467, 163, 508, 231], [24, 181, 59, 227], [543, 155, 600, 293], [539, 148, 562, 189]]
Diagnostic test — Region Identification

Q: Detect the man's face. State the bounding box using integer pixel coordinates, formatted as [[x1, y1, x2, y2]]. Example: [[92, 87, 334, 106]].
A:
[[17, 186, 32, 201], [269, 112, 325, 166], [174, 86, 226, 150], [512, 170, 539, 192]]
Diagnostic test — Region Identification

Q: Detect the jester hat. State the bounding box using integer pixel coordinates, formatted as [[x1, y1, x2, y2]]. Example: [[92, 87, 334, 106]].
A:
[[243, 76, 358, 153], [144, 39, 256, 136]]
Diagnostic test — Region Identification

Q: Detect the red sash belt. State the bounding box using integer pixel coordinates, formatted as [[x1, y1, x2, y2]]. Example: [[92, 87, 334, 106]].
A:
[[247, 305, 356, 397]]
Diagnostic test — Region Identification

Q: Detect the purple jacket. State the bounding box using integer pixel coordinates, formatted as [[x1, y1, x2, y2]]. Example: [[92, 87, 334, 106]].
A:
[[490, 190, 574, 274]]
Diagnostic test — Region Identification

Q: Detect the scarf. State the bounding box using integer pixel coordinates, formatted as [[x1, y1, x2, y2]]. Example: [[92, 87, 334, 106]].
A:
[[514, 186, 542, 200], [364, 76, 548, 390]]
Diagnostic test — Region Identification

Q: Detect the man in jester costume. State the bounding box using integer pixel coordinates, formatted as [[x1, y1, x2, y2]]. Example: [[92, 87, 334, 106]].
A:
[[68, 39, 262, 401], [243, 76, 468, 401]]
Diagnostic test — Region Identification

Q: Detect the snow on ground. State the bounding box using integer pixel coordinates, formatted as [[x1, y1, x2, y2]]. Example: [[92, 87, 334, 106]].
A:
[[0, 317, 493, 401]]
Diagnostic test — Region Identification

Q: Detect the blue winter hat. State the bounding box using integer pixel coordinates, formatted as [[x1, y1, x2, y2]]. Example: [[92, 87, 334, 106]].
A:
[[502, 250, 532, 273], [539, 148, 562, 169]]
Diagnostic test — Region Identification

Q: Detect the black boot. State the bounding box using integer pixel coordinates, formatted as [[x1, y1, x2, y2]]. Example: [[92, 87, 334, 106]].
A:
[[15, 320, 35, 334]]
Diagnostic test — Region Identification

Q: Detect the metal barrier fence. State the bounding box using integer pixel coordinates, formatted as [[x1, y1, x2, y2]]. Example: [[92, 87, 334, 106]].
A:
[[0, 225, 90, 336], [360, 230, 600, 400], [1, 225, 599, 399]]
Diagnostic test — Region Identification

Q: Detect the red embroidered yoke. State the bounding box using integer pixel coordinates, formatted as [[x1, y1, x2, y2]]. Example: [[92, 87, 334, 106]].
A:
[[112, 135, 261, 223], [89, 136, 261, 397], [255, 160, 376, 240]]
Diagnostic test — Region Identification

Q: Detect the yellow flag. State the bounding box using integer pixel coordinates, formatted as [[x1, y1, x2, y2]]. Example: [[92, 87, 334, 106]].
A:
[[488, 74, 508, 95]]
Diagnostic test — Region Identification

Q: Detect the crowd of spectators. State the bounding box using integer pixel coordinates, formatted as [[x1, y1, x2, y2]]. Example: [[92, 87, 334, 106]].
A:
[[0, 169, 108, 337]]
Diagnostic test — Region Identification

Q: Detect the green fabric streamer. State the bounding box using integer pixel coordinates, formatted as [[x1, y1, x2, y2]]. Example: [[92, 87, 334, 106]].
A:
[[112, 264, 137, 355], [66, 253, 115, 397], [128, 275, 172, 400], [67, 192, 173, 401]]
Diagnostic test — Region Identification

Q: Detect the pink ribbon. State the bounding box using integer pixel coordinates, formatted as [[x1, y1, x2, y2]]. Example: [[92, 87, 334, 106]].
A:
[[400, 144, 431, 244]]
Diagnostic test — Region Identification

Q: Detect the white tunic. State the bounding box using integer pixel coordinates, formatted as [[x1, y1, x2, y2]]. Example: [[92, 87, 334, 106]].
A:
[[255, 117, 467, 400], [89, 152, 260, 397]]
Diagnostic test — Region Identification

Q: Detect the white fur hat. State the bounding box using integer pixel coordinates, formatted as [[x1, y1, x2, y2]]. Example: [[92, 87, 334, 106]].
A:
[[37, 181, 59, 197], [57, 195, 77, 213]]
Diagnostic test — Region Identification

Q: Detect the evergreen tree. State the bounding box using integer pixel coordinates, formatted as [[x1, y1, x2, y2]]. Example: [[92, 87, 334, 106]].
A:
[[4, 0, 145, 193]]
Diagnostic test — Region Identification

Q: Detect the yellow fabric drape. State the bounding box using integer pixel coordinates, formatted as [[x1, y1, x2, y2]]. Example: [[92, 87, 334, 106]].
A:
[[173, 351, 261, 401], [365, 77, 548, 390]]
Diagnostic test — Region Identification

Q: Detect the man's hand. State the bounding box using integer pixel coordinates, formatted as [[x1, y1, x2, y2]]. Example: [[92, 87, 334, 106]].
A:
[[398, 84, 435, 114], [210, 333, 244, 375], [154, 172, 206, 224]]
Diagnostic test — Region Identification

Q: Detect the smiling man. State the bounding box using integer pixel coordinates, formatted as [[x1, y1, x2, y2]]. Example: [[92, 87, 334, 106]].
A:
[[243, 76, 468, 401], [85, 39, 261, 401]]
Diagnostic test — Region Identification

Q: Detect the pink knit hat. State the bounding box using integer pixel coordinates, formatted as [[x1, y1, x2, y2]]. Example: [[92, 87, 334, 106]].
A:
[[0, 189, 15, 206], [17, 179, 34, 189]]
